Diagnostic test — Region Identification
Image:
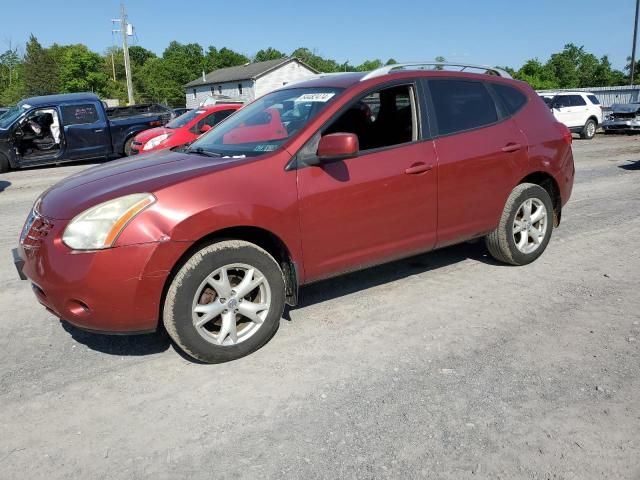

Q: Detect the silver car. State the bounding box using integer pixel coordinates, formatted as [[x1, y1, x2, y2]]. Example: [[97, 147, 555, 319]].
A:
[[602, 103, 640, 134]]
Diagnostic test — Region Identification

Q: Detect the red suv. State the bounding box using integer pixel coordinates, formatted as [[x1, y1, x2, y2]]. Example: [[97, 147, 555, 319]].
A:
[[13, 63, 574, 363], [130, 104, 241, 154]]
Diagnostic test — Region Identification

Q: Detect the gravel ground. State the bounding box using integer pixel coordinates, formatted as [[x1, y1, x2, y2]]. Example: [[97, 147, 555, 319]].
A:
[[0, 135, 639, 479]]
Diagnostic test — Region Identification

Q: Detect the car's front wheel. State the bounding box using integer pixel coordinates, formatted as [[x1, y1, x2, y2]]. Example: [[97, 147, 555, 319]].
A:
[[123, 137, 135, 156], [485, 183, 554, 266], [163, 240, 285, 363]]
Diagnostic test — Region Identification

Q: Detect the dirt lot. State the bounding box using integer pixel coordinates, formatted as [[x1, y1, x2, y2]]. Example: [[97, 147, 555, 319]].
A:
[[0, 135, 639, 479]]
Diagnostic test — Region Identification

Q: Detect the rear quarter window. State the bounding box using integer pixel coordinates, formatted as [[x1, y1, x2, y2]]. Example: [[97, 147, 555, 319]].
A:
[[429, 79, 498, 135], [492, 83, 527, 115], [587, 95, 600, 105]]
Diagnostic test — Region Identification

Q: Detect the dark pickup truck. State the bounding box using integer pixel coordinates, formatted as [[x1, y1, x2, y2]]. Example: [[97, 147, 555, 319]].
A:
[[0, 92, 171, 172]]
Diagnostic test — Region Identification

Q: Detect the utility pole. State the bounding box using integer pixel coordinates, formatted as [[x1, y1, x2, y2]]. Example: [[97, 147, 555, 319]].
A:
[[632, 0, 639, 85], [111, 51, 116, 81], [112, 3, 134, 104]]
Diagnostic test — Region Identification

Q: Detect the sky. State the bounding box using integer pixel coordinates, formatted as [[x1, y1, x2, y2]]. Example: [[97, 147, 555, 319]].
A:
[[1, 0, 637, 71]]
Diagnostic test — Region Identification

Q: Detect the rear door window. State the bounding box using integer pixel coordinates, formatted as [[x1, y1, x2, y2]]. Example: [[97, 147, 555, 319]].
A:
[[492, 84, 527, 115], [568, 95, 587, 107], [429, 79, 498, 135], [61, 104, 99, 125]]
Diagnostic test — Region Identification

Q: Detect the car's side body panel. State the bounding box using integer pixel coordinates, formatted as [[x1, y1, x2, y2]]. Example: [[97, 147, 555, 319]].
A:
[[14, 70, 575, 335], [297, 140, 438, 282]]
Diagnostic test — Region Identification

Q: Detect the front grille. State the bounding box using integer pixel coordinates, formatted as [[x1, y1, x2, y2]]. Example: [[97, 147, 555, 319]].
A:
[[611, 112, 637, 120], [20, 211, 54, 252]]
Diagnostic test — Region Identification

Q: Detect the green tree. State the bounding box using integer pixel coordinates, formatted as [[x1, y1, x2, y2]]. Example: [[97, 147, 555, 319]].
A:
[[434, 56, 447, 70], [385, 58, 398, 65], [254, 47, 286, 62], [515, 59, 559, 89], [0, 47, 21, 88], [354, 59, 383, 72], [205, 46, 249, 71], [128, 45, 156, 67], [23, 34, 58, 96], [57, 44, 108, 93], [291, 47, 343, 72]]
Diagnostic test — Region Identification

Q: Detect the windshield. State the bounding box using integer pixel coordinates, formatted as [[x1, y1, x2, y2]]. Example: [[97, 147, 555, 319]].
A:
[[540, 95, 554, 105], [187, 87, 342, 157], [165, 109, 201, 129], [0, 105, 26, 129]]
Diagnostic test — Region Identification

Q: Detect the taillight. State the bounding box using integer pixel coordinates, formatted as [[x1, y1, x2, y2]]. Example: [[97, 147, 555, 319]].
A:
[[555, 122, 572, 145]]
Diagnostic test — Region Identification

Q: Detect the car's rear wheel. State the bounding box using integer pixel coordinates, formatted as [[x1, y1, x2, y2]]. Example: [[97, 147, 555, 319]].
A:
[[580, 118, 597, 140], [163, 240, 285, 363], [485, 183, 554, 266]]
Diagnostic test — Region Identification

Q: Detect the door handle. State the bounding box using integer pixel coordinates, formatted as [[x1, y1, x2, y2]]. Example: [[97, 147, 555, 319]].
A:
[[405, 163, 433, 175], [501, 143, 522, 153], [94, 129, 104, 133]]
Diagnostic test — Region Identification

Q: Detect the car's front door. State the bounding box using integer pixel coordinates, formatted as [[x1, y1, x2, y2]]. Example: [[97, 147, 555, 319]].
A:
[[296, 83, 438, 282], [61, 102, 110, 159]]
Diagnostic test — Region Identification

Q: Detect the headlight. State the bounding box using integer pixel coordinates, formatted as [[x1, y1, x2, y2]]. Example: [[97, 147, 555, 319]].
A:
[[62, 193, 155, 250], [143, 133, 171, 150]]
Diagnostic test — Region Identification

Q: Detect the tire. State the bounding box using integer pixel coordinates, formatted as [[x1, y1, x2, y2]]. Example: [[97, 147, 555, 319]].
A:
[[485, 183, 554, 266], [123, 137, 135, 156], [580, 118, 597, 140], [163, 240, 285, 363], [0, 153, 9, 173]]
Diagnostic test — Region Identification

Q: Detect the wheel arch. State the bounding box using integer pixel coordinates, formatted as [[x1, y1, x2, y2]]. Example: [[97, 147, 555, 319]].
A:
[[518, 172, 562, 227], [587, 115, 599, 126], [161, 226, 299, 313]]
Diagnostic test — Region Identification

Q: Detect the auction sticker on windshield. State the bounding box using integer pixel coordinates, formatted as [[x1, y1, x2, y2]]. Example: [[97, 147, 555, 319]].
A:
[[296, 93, 335, 102]]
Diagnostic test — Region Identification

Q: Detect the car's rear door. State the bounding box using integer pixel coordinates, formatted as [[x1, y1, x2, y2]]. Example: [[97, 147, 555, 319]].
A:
[[296, 82, 438, 282], [425, 78, 529, 248], [61, 102, 110, 159]]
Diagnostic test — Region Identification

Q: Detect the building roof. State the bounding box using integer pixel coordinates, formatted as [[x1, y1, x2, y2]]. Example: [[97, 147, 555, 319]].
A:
[[18, 92, 100, 108], [185, 57, 317, 88]]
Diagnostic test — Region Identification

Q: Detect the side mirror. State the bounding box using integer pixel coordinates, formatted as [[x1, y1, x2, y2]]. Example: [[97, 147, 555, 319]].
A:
[[200, 124, 212, 134], [317, 133, 359, 160]]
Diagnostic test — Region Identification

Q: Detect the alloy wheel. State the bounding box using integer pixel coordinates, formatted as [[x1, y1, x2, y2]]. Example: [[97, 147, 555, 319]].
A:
[[512, 198, 548, 254], [191, 263, 271, 346]]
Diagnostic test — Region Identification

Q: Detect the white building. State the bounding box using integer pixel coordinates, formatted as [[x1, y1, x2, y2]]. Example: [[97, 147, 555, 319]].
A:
[[184, 57, 318, 108]]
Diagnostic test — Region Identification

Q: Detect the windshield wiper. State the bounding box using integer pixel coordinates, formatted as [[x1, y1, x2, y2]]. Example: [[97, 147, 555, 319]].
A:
[[185, 147, 222, 158]]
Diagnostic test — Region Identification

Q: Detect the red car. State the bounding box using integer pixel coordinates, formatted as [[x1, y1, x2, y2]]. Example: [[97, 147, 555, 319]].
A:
[[14, 63, 574, 363], [129, 104, 241, 154]]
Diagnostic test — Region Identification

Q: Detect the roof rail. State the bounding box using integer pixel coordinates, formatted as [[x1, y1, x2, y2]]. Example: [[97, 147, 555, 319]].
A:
[[360, 62, 513, 81]]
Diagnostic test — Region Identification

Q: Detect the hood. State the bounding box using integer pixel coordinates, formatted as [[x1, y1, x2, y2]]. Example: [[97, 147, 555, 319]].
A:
[[134, 126, 174, 143], [39, 150, 244, 219], [610, 103, 640, 114]]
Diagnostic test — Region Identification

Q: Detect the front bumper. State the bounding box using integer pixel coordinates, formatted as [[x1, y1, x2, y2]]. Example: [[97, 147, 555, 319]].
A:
[[602, 119, 640, 131], [14, 219, 189, 334]]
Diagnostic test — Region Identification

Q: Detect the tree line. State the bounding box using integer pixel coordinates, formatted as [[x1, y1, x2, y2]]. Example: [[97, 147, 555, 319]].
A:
[[0, 35, 637, 107]]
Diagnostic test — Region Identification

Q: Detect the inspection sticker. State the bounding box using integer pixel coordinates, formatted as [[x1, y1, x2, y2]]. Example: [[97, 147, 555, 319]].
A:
[[254, 144, 278, 152], [296, 93, 335, 102]]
